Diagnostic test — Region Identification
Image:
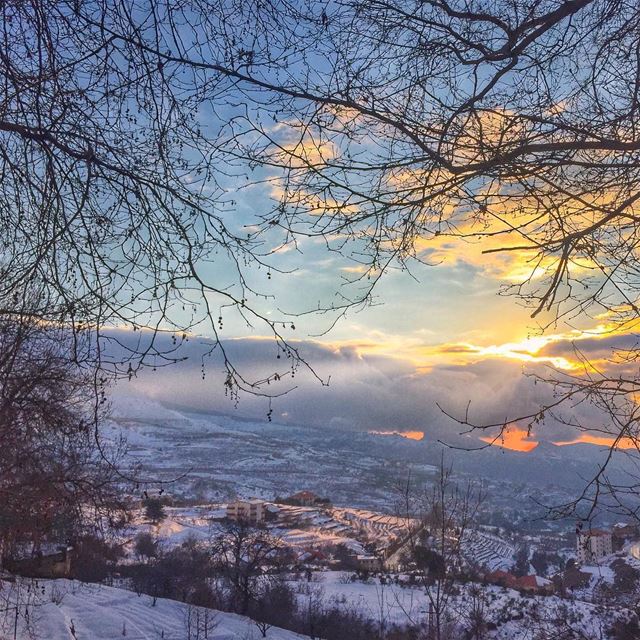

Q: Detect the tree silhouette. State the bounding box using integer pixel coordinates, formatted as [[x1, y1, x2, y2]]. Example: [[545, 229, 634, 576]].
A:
[[0, 312, 125, 558], [144, 498, 166, 525], [5, 1, 640, 517]]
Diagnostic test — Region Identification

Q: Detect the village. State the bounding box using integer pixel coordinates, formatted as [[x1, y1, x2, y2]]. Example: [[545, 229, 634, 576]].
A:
[[2, 487, 639, 639], [9, 488, 638, 601], [221, 493, 640, 596]]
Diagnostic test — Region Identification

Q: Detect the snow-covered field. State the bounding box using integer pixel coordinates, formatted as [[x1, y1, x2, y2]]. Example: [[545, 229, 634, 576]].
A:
[[2, 569, 634, 639], [1, 579, 307, 640], [289, 571, 632, 638], [107, 394, 582, 522], [120, 496, 418, 565], [121, 503, 388, 561], [127, 506, 222, 547], [462, 530, 515, 571]]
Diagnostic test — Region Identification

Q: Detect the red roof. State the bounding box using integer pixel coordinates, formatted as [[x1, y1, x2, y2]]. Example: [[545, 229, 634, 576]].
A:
[[486, 571, 551, 591], [487, 570, 513, 579], [486, 570, 518, 587], [516, 575, 552, 590], [517, 575, 538, 589]]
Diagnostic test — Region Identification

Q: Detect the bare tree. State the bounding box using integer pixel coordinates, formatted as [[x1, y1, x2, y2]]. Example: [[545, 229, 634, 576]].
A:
[[210, 522, 283, 616], [217, 0, 640, 517], [183, 604, 219, 640], [298, 584, 327, 640], [396, 458, 483, 640], [464, 585, 488, 640], [248, 578, 297, 638], [6, 1, 640, 517], [0, 0, 332, 396], [0, 311, 126, 561], [0, 578, 44, 640]]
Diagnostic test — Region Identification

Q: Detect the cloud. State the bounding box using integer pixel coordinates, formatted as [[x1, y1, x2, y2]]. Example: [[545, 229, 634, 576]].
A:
[[105, 329, 622, 449], [537, 332, 638, 360]]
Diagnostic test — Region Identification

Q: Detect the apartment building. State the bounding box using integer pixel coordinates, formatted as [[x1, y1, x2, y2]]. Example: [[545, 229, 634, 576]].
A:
[[226, 498, 266, 524], [576, 529, 612, 564]]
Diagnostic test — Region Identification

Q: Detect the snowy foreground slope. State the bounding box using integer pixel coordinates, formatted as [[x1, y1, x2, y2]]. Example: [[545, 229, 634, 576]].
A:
[[1, 579, 307, 640], [289, 571, 632, 639], [4, 573, 633, 640]]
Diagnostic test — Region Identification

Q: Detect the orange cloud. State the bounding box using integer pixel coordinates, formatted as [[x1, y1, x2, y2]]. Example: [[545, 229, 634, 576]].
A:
[[418, 323, 622, 371], [370, 430, 424, 441], [554, 434, 637, 450], [414, 217, 594, 285], [480, 427, 539, 452], [266, 319, 622, 375], [429, 338, 578, 370], [481, 427, 637, 453]]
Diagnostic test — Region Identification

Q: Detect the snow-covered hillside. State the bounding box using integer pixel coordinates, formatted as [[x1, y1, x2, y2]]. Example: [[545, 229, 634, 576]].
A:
[[104, 395, 427, 509], [103, 395, 580, 522], [4, 573, 632, 640], [283, 571, 633, 638], [462, 530, 515, 571], [2, 578, 308, 640]]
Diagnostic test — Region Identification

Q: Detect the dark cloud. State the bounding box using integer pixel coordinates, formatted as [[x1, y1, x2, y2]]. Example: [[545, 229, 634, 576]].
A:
[[105, 330, 612, 446], [539, 333, 638, 359]]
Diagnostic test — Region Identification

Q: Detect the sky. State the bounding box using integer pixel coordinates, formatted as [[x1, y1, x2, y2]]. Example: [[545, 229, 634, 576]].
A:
[[96, 124, 636, 456], [113, 198, 634, 454], [98, 3, 636, 455]]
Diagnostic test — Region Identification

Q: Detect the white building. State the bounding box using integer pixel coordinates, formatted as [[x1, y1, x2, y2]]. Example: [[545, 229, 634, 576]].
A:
[[226, 499, 266, 524], [356, 555, 382, 572], [576, 529, 613, 564]]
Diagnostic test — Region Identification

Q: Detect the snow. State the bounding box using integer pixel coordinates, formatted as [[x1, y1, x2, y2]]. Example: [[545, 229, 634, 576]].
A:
[[463, 529, 515, 571], [2, 579, 309, 640], [580, 564, 615, 580], [1, 571, 632, 639], [123, 507, 221, 551], [285, 571, 632, 637]]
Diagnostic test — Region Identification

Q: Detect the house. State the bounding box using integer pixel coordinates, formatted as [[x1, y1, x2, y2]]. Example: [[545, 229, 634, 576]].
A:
[[356, 555, 382, 572], [485, 570, 519, 589], [3, 546, 73, 579], [226, 499, 266, 524], [485, 570, 553, 593], [576, 528, 612, 564], [516, 574, 553, 594]]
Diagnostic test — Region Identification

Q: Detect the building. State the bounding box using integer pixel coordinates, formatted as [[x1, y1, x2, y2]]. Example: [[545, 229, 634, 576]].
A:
[[516, 574, 553, 594], [356, 555, 382, 572], [3, 546, 73, 579], [576, 528, 612, 564], [485, 570, 553, 593], [226, 499, 266, 524], [485, 570, 519, 589]]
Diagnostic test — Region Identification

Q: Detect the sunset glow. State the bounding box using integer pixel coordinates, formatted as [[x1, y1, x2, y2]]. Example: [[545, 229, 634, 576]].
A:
[[370, 430, 425, 441], [481, 429, 638, 452], [554, 434, 637, 450], [6, 1, 640, 631], [328, 323, 620, 374], [480, 427, 539, 452]]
